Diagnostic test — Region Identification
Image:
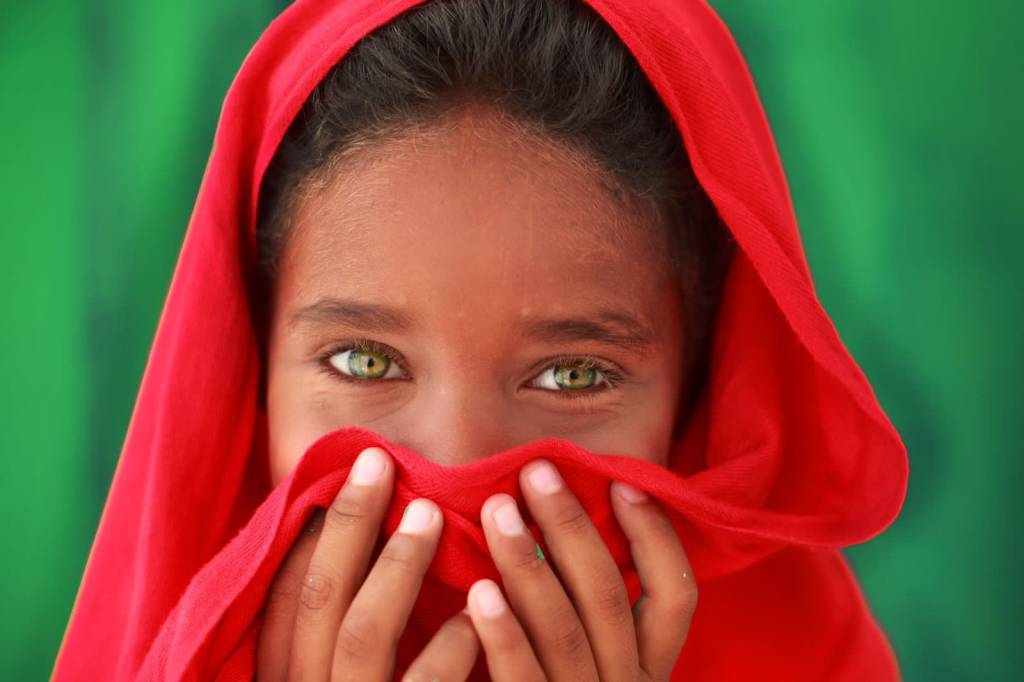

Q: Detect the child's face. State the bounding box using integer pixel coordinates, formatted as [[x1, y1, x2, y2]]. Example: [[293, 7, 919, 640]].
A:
[[265, 105, 687, 484]]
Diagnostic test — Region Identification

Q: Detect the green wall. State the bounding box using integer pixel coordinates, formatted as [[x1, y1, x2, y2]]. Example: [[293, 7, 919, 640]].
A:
[[1, 1, 1018, 678]]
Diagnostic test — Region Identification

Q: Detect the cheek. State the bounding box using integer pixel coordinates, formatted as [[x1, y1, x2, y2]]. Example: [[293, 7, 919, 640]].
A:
[[264, 330, 686, 480], [266, 362, 358, 485], [267, 387, 677, 480], [579, 348, 686, 465], [560, 390, 680, 466]]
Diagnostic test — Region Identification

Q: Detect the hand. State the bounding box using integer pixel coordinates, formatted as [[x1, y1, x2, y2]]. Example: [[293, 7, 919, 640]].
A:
[[465, 460, 697, 681], [256, 446, 480, 681]]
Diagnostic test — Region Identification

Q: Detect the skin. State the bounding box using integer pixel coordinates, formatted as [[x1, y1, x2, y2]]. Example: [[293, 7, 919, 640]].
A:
[[258, 103, 698, 680]]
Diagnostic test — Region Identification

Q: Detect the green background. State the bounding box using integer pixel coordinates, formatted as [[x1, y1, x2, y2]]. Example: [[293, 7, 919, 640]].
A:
[[1, 1, 1019, 679]]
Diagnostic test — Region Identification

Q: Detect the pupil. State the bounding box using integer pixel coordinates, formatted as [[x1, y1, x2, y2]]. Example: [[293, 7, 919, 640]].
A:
[[366, 357, 376, 368], [555, 365, 594, 390]]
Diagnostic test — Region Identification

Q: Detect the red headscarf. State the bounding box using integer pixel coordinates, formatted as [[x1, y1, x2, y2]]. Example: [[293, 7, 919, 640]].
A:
[[53, 0, 908, 679]]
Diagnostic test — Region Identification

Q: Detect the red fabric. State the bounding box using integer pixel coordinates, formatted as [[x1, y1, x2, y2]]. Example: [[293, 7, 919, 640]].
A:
[[53, 0, 908, 679]]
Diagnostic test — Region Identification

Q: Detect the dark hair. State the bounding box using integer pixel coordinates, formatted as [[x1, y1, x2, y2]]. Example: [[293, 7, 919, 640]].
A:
[[256, 0, 734, 412]]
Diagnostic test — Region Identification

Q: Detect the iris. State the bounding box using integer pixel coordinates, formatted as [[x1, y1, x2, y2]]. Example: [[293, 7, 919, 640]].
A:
[[552, 364, 597, 390]]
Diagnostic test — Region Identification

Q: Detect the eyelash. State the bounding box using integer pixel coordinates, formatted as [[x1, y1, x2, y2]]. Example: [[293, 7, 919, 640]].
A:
[[314, 340, 625, 400]]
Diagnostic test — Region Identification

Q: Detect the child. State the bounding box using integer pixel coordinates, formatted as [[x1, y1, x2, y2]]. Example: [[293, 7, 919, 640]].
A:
[[55, 1, 908, 680]]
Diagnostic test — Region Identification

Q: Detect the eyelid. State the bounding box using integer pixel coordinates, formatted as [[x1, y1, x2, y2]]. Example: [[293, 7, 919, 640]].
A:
[[314, 341, 626, 399], [316, 338, 411, 381], [523, 354, 625, 395]]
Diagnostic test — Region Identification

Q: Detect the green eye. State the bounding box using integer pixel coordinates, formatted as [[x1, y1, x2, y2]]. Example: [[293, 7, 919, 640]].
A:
[[348, 349, 389, 378], [552, 363, 598, 390], [328, 347, 401, 380], [530, 359, 616, 393]]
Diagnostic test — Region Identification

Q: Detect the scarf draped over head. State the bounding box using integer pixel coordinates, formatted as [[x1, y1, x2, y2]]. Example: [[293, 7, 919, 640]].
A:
[[53, 1, 908, 679]]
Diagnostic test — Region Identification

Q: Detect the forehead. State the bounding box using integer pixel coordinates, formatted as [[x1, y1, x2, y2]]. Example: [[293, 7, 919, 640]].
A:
[[278, 105, 675, 319]]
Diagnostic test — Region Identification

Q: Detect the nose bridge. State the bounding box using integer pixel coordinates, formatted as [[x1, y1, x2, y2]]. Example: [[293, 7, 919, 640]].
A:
[[398, 378, 513, 467]]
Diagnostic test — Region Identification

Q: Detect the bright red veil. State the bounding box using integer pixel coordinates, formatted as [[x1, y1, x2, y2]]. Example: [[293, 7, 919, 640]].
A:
[[54, 0, 908, 679]]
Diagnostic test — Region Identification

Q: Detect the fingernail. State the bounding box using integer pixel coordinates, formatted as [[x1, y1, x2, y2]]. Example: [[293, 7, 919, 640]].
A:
[[399, 499, 437, 534], [491, 500, 526, 536], [614, 481, 648, 503], [471, 580, 507, 618], [527, 461, 563, 494], [350, 448, 386, 485]]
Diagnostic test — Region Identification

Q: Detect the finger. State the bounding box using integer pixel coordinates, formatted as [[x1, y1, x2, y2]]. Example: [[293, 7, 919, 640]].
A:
[[466, 580, 546, 682], [332, 498, 443, 680], [401, 611, 480, 682], [610, 481, 698, 680], [288, 446, 394, 681], [480, 493, 599, 680], [257, 508, 324, 682], [520, 460, 639, 679]]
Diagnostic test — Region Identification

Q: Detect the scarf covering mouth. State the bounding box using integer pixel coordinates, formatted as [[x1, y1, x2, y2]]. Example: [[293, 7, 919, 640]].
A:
[[53, 0, 909, 679]]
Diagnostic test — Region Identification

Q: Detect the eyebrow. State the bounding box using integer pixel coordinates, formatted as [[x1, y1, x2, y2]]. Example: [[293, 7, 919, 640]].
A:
[[522, 311, 655, 352], [288, 298, 415, 333], [289, 298, 655, 352]]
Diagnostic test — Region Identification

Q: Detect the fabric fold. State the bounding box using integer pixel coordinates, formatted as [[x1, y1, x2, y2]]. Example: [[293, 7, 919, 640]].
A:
[[53, 1, 908, 679], [136, 427, 898, 680]]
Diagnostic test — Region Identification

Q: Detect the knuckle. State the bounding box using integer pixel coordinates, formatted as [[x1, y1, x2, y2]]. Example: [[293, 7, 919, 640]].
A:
[[548, 504, 591, 535], [327, 490, 371, 527], [664, 579, 699, 622], [542, 602, 589, 654], [262, 581, 298, 626], [297, 570, 334, 612], [510, 546, 548, 575], [399, 610, 479, 675], [552, 621, 590, 658], [645, 506, 676, 534], [441, 613, 479, 645], [486, 618, 524, 655], [489, 630, 521, 655], [590, 580, 632, 625], [402, 617, 480, 681], [335, 608, 382, 661], [686, 580, 700, 614], [377, 534, 427, 572], [266, 569, 302, 603]]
